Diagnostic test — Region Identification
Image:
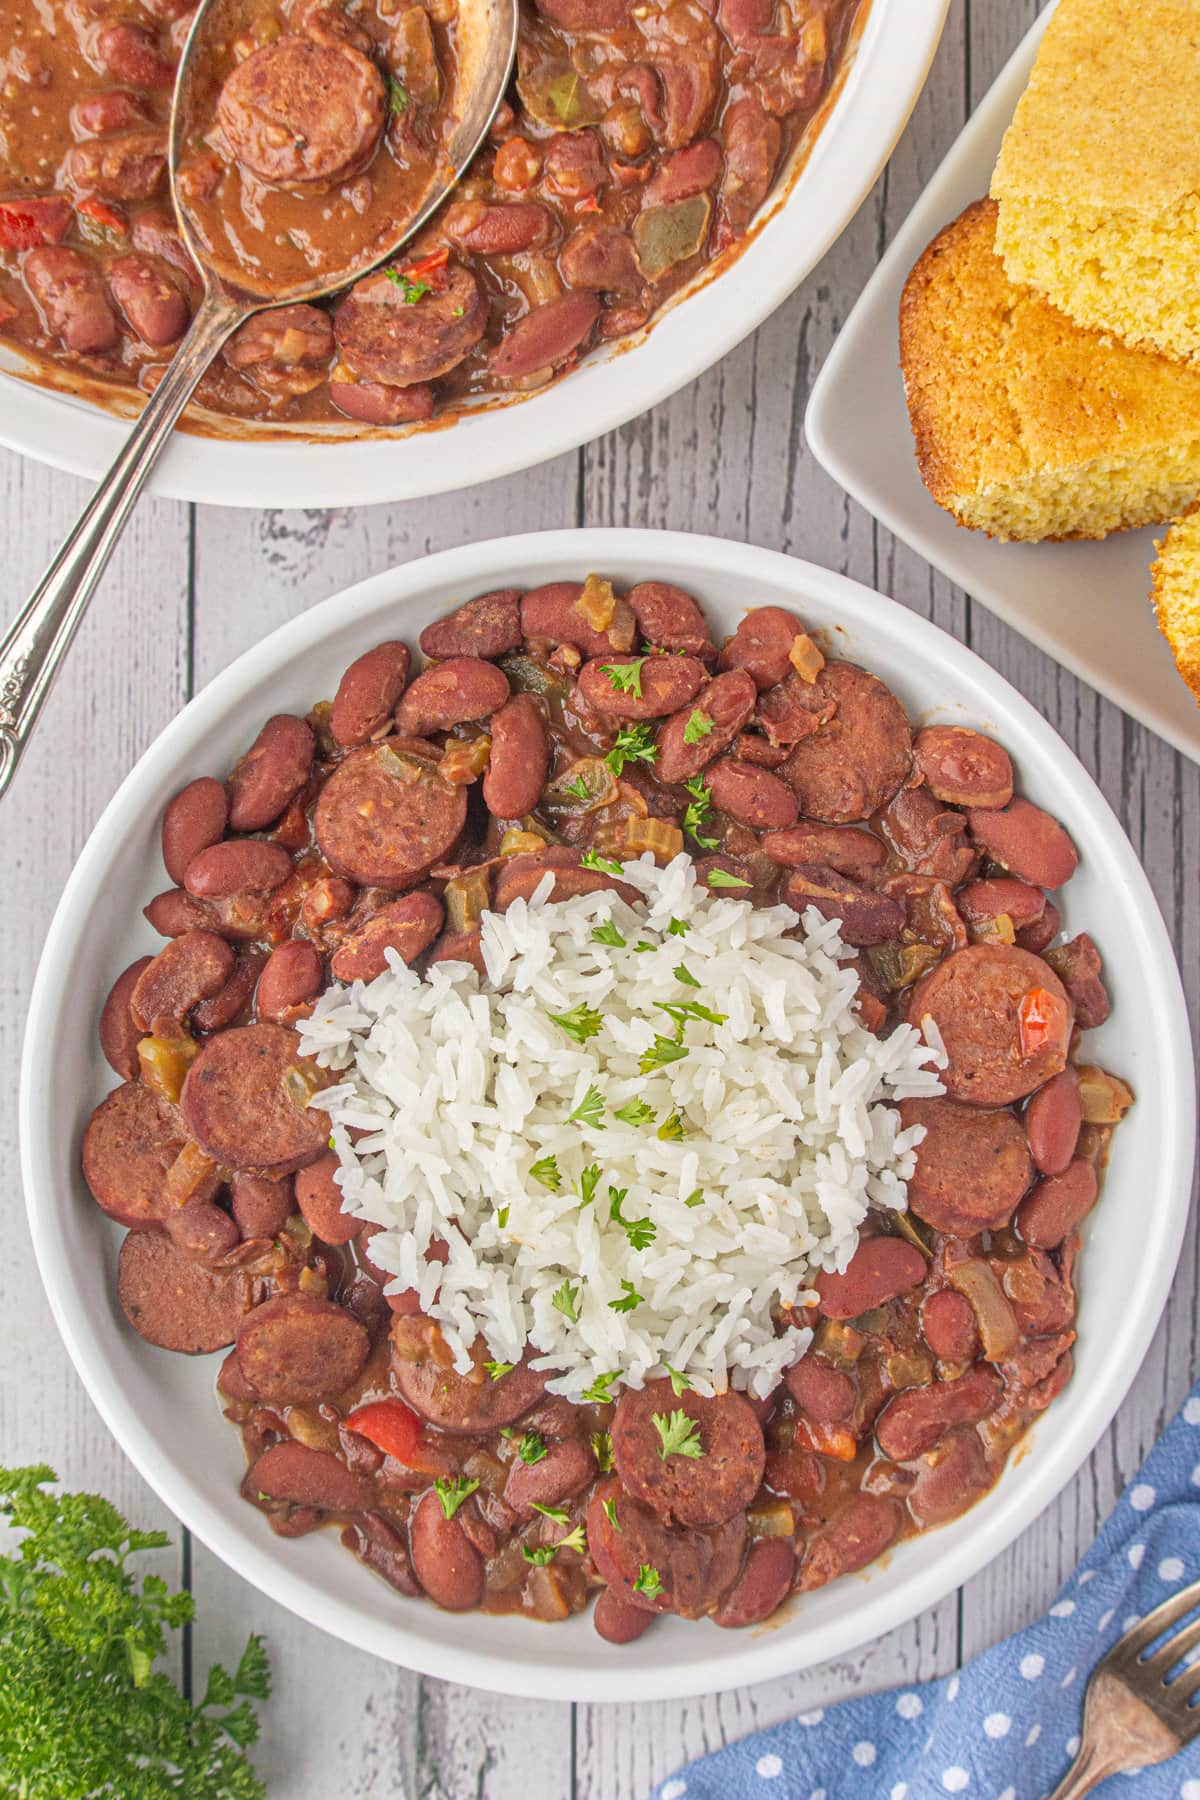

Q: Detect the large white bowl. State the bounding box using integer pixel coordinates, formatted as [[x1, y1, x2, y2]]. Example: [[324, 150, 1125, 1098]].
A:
[[0, 0, 948, 509], [21, 529, 1195, 1701]]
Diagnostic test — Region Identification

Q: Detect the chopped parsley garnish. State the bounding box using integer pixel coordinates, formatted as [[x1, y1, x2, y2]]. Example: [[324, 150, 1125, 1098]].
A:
[[530, 1154, 561, 1192], [577, 1165, 601, 1207], [633, 939, 656, 953], [556, 1524, 587, 1555], [484, 1360, 514, 1381], [683, 1188, 705, 1208], [682, 708, 714, 745], [632, 1564, 662, 1598], [656, 998, 728, 1032], [614, 1097, 655, 1128], [609, 1279, 643, 1313], [667, 917, 689, 937], [674, 962, 701, 987], [682, 774, 718, 848], [552, 1280, 580, 1322], [608, 1188, 655, 1251], [387, 76, 409, 113], [600, 655, 648, 698], [591, 1430, 614, 1473], [434, 1476, 479, 1520], [656, 1110, 685, 1142], [651, 1410, 703, 1460], [605, 722, 657, 776], [591, 920, 626, 947], [452, 304, 465, 317], [580, 849, 624, 876], [568, 1085, 606, 1129], [665, 1364, 691, 1396], [547, 1001, 602, 1044], [706, 868, 751, 889], [382, 267, 429, 305], [639, 1034, 689, 1075], [583, 1371, 617, 1404], [517, 1431, 547, 1466], [601, 1495, 622, 1530], [531, 1503, 569, 1526], [522, 1544, 556, 1566], [496, 1205, 510, 1228], [563, 775, 592, 802]]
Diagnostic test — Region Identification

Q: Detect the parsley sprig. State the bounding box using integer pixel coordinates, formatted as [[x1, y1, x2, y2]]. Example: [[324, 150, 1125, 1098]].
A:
[[569, 1084, 606, 1129], [552, 1280, 580, 1322], [530, 1154, 561, 1192], [682, 708, 714, 746], [651, 1410, 704, 1461], [600, 655, 647, 698], [434, 1476, 479, 1521], [608, 1187, 656, 1251], [547, 1001, 602, 1044], [633, 1564, 662, 1598], [605, 722, 657, 776], [682, 774, 718, 849], [580, 849, 623, 876], [609, 1279, 643, 1314]]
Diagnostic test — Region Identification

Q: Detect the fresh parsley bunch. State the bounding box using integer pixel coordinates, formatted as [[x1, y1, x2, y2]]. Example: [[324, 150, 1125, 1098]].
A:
[[0, 1465, 270, 1799]]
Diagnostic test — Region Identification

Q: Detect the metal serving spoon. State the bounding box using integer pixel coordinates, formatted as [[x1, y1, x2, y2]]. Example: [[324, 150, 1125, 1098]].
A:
[[0, 0, 518, 799]]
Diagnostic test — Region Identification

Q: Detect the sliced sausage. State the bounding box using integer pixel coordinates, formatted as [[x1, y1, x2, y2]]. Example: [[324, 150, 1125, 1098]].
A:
[[968, 798, 1078, 890], [779, 661, 912, 823], [504, 1436, 596, 1519], [330, 642, 411, 747], [577, 652, 705, 720], [162, 776, 228, 885], [418, 590, 523, 661], [813, 1236, 926, 1319], [875, 1365, 1003, 1462], [295, 1152, 361, 1244], [394, 657, 509, 735], [586, 1479, 746, 1618], [594, 1589, 655, 1643], [761, 823, 884, 883], [192, 949, 267, 1032], [227, 714, 314, 832], [713, 1535, 795, 1628], [107, 251, 187, 346], [519, 582, 637, 658], [82, 1082, 185, 1227], [900, 1095, 1033, 1234], [1044, 934, 1110, 1029], [920, 1290, 980, 1365], [184, 840, 294, 899], [217, 36, 385, 187], [99, 957, 153, 1079], [492, 844, 640, 909], [798, 1493, 902, 1591], [655, 669, 757, 783], [130, 929, 235, 1030], [330, 891, 444, 981], [231, 1172, 294, 1239], [781, 865, 904, 947], [482, 693, 550, 819], [489, 292, 600, 380], [60, 130, 167, 201], [181, 1022, 331, 1173], [391, 1316, 546, 1431], [314, 743, 467, 888], [627, 581, 713, 656], [23, 246, 118, 354], [250, 1441, 376, 1512], [335, 263, 487, 384], [442, 199, 553, 253], [1016, 1159, 1099, 1250], [118, 1229, 253, 1352], [1025, 1067, 1082, 1176], [612, 1378, 765, 1528], [718, 605, 807, 690], [703, 757, 797, 830], [257, 939, 323, 1021], [907, 1425, 992, 1528], [785, 1356, 855, 1422], [915, 725, 1013, 810], [236, 1293, 370, 1402], [410, 1488, 485, 1610], [908, 943, 1073, 1107]]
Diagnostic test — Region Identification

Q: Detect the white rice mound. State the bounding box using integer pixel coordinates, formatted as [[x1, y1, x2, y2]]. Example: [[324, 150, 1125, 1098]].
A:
[[298, 853, 945, 1402]]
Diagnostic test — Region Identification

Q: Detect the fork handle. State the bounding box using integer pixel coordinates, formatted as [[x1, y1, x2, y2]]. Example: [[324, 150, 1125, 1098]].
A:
[[1046, 1740, 1132, 1799]]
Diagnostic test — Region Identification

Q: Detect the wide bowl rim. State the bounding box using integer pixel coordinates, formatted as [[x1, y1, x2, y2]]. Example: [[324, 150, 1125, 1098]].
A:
[[0, 0, 950, 509], [21, 526, 1195, 1701]]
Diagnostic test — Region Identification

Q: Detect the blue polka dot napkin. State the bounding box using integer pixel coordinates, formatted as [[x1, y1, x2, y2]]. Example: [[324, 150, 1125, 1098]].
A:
[[651, 1388, 1200, 1800]]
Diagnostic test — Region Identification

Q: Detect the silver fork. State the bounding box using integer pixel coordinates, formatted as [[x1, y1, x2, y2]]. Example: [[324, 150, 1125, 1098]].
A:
[[1047, 1575, 1200, 1796]]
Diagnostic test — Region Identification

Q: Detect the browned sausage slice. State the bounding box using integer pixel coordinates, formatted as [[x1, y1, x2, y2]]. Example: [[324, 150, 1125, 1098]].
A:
[[237, 1292, 370, 1401], [481, 693, 550, 820], [586, 1478, 746, 1618], [419, 590, 523, 660], [779, 661, 913, 823], [82, 1082, 186, 1228], [330, 642, 411, 747], [612, 1377, 764, 1528], [812, 1236, 926, 1319], [181, 1022, 331, 1173], [577, 653, 705, 720], [914, 725, 1013, 809], [228, 714, 314, 832], [900, 1095, 1033, 1234], [390, 1315, 546, 1431], [294, 1151, 361, 1244], [335, 263, 487, 385], [99, 957, 153, 1080], [217, 36, 385, 187], [130, 929, 235, 1029], [908, 943, 1074, 1107], [330, 891, 444, 982], [394, 657, 510, 735], [119, 1229, 254, 1352], [314, 743, 467, 889]]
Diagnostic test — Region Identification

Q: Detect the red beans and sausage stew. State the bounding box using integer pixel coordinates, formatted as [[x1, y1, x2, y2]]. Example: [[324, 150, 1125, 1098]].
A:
[[84, 575, 1130, 1638], [0, 0, 863, 430]]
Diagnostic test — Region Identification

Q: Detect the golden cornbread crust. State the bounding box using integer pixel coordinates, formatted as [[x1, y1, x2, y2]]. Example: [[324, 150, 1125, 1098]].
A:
[[899, 199, 1200, 542], [991, 0, 1200, 364], [1152, 505, 1200, 705]]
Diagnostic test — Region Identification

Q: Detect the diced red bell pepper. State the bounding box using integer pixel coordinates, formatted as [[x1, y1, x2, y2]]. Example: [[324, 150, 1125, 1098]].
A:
[[76, 196, 129, 236], [0, 196, 74, 252], [398, 244, 450, 289], [1018, 986, 1068, 1057], [344, 1398, 422, 1464], [791, 1415, 859, 1462]]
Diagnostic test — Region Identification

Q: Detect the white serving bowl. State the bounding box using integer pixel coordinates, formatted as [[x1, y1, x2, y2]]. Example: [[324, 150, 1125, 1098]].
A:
[[21, 529, 1194, 1701], [0, 0, 948, 509]]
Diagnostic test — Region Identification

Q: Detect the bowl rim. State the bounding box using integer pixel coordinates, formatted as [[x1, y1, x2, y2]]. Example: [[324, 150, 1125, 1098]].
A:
[[0, 0, 950, 509], [21, 527, 1195, 1701]]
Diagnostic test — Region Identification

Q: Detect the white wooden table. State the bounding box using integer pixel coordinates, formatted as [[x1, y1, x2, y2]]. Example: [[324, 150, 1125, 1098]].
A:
[[3, 3, 1197, 1793]]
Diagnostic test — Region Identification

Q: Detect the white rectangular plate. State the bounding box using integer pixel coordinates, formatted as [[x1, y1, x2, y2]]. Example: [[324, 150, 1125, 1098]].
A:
[[805, 2, 1200, 764]]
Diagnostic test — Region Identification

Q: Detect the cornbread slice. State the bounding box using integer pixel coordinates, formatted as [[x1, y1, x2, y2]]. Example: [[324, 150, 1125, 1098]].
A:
[[991, 0, 1200, 366], [1152, 506, 1200, 704], [899, 199, 1200, 541]]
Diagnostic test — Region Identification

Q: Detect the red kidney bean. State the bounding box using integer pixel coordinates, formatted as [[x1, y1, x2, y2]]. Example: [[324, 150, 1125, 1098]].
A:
[[718, 606, 807, 689], [72, 89, 152, 135], [442, 199, 553, 253], [118, 1229, 252, 1353], [957, 877, 1046, 929], [60, 130, 167, 202], [300, 876, 356, 934], [561, 223, 642, 292], [908, 1425, 992, 1528], [504, 1437, 596, 1520], [643, 137, 723, 207], [1017, 898, 1060, 954], [130, 929, 234, 1029], [131, 205, 201, 288], [224, 304, 334, 381], [227, 714, 315, 832], [329, 891, 444, 982], [427, 927, 486, 976], [762, 824, 884, 883], [144, 886, 211, 936], [914, 725, 1013, 809], [161, 776, 228, 885], [900, 1095, 1033, 1235], [733, 732, 789, 767], [191, 948, 266, 1032], [519, 582, 637, 658], [330, 642, 411, 747], [968, 798, 1078, 889], [489, 292, 600, 380], [482, 693, 551, 819], [920, 1289, 980, 1364], [231, 1172, 294, 1239], [1025, 1067, 1083, 1176], [167, 1199, 241, 1262], [328, 378, 435, 425], [785, 1355, 855, 1422], [107, 251, 188, 346], [97, 20, 177, 86], [543, 129, 605, 199], [419, 590, 523, 660], [82, 1081, 183, 1228], [704, 757, 798, 830], [251, 1441, 376, 1513], [813, 1237, 926, 1319], [295, 1152, 361, 1244], [714, 1535, 796, 1629], [656, 669, 757, 783], [1045, 934, 1111, 1029], [493, 845, 640, 910], [257, 939, 323, 1021], [593, 1589, 655, 1644], [781, 865, 904, 948], [218, 1347, 259, 1402], [23, 246, 119, 354], [237, 1293, 370, 1402], [764, 1444, 826, 1503], [798, 1493, 902, 1591], [410, 1488, 486, 1610], [184, 839, 294, 899], [394, 657, 510, 735], [627, 581, 713, 656], [875, 1365, 1003, 1462], [1016, 1158, 1099, 1249], [577, 652, 705, 721], [99, 957, 152, 1079], [535, 0, 628, 23], [716, 97, 780, 245]]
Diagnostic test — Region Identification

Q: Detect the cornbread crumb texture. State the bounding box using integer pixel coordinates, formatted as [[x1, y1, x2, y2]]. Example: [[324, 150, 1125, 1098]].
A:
[[991, 0, 1200, 364], [1152, 506, 1200, 705], [899, 199, 1200, 543]]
